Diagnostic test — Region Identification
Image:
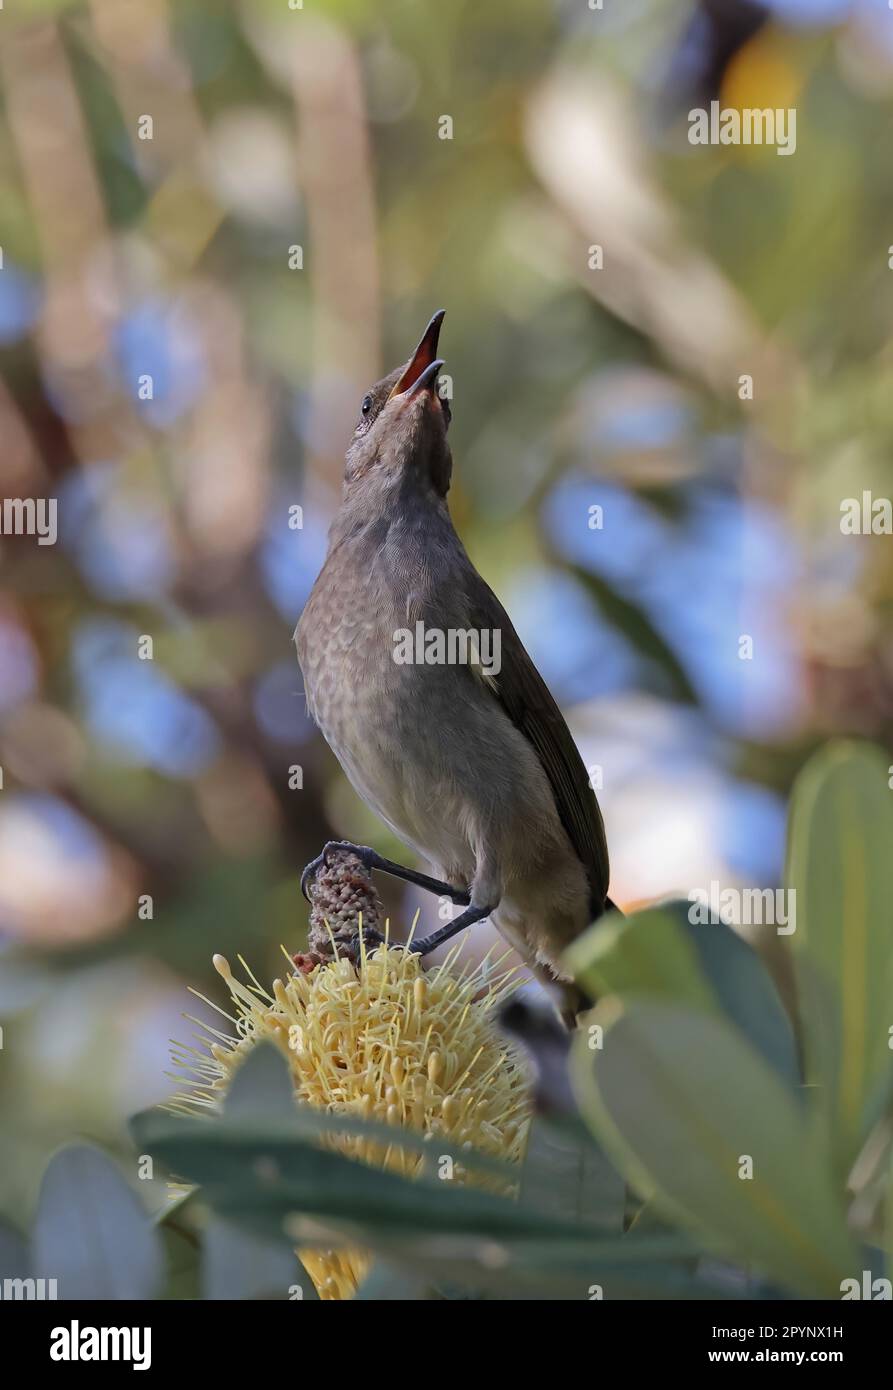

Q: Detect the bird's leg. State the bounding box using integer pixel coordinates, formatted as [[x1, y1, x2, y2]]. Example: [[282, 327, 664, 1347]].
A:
[[301, 840, 471, 907], [409, 902, 495, 957]]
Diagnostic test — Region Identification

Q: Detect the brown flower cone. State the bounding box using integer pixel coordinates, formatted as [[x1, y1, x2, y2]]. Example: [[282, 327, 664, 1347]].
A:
[[299, 849, 384, 968]]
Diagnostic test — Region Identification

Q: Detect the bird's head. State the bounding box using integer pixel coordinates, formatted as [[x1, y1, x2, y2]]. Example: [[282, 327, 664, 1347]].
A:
[[343, 310, 452, 503]]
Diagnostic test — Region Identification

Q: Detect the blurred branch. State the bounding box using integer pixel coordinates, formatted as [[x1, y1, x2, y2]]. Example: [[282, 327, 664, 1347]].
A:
[[524, 66, 796, 402], [288, 15, 381, 489]]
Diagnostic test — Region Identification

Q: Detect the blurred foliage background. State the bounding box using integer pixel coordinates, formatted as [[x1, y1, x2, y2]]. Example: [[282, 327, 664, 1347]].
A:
[[2, 0, 893, 1224]]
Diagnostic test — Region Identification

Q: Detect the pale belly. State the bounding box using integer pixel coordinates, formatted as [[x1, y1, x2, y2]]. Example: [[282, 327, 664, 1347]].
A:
[[298, 554, 477, 882], [319, 706, 478, 887]]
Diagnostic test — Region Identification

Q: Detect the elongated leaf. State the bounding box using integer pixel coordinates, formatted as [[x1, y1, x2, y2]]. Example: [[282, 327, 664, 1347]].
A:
[[571, 999, 858, 1297], [0, 1219, 29, 1282], [355, 1260, 431, 1300], [202, 1216, 315, 1300], [133, 1105, 711, 1298], [158, 1220, 201, 1301], [565, 901, 800, 1090], [132, 1109, 599, 1246], [222, 1038, 295, 1120], [566, 905, 715, 1010], [887, 1157, 893, 1273], [288, 1216, 731, 1301], [786, 741, 893, 1170], [32, 1144, 162, 1300], [520, 1116, 625, 1234], [155, 1192, 203, 1300]]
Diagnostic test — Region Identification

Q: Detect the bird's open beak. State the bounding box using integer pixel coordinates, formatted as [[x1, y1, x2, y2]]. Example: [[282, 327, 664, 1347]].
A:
[[389, 310, 445, 399], [405, 357, 444, 399]]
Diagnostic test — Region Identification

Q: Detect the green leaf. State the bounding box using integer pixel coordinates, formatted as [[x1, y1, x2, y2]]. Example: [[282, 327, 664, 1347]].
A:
[[158, 1221, 201, 1301], [133, 1104, 714, 1298], [308, 1219, 731, 1301], [222, 1037, 296, 1120], [132, 1108, 596, 1246], [887, 1156, 893, 1274], [786, 740, 893, 1170], [0, 1219, 29, 1281], [355, 1260, 432, 1300], [136, 1041, 717, 1300], [566, 904, 714, 1010], [202, 1216, 316, 1301], [520, 1116, 625, 1234], [32, 1144, 163, 1300], [565, 901, 800, 1090], [154, 1192, 202, 1300], [571, 999, 858, 1297]]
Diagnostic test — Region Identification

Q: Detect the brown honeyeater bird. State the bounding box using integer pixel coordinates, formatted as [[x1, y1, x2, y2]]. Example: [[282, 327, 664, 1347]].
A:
[[295, 311, 615, 1017]]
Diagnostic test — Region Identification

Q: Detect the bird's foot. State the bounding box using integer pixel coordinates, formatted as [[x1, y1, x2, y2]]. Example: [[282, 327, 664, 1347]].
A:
[[408, 903, 495, 957], [300, 840, 373, 901], [357, 925, 388, 950], [301, 841, 471, 907]]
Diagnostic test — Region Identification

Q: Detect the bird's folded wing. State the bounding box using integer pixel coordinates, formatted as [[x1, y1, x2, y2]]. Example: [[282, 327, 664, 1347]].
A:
[[467, 577, 610, 908]]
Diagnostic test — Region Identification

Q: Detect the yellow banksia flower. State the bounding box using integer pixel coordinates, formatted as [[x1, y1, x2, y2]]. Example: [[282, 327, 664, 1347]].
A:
[[169, 937, 532, 1300]]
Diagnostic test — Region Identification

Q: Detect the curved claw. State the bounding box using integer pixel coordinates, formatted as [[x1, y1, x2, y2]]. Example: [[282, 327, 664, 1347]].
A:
[[300, 850, 326, 902], [301, 840, 370, 902]]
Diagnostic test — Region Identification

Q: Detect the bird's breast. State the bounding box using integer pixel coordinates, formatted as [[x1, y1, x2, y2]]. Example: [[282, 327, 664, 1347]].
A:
[[297, 551, 418, 801]]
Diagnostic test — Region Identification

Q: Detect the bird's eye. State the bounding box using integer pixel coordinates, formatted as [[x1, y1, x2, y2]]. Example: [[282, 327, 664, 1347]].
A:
[[361, 394, 372, 416]]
